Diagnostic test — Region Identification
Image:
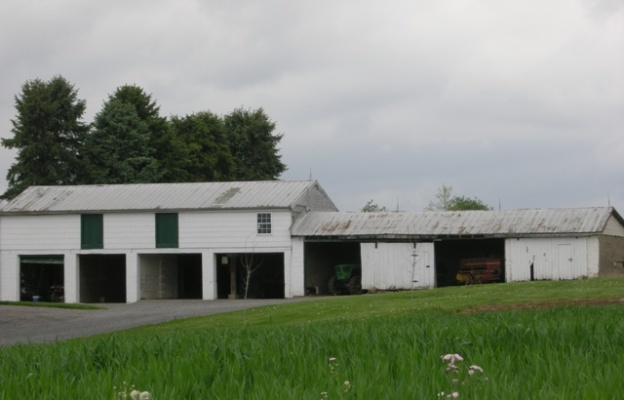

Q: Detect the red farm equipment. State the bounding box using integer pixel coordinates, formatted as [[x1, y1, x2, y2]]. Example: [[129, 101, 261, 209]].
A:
[[456, 258, 502, 285]]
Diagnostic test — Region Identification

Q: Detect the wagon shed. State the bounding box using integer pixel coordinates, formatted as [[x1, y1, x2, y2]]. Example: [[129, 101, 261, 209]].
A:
[[0, 180, 337, 303], [291, 207, 624, 292]]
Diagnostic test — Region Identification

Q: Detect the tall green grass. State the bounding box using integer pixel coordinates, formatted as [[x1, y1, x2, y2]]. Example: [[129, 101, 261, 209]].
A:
[[1, 278, 624, 399]]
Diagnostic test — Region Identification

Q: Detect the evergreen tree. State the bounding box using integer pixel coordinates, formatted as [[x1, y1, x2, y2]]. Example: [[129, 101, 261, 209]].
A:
[[81, 85, 164, 184], [1, 76, 88, 199], [82, 98, 160, 184]]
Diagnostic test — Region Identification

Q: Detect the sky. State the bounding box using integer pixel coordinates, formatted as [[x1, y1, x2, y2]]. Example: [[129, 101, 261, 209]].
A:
[[0, 0, 622, 212]]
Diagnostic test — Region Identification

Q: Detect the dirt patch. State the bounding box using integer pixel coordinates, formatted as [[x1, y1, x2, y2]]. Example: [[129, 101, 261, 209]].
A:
[[461, 296, 624, 314]]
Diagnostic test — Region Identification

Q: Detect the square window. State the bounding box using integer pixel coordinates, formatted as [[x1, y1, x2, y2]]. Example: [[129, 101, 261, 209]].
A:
[[257, 213, 271, 234]]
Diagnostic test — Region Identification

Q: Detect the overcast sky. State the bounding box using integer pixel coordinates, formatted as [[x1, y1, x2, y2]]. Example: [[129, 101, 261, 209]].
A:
[[1, 0, 622, 212]]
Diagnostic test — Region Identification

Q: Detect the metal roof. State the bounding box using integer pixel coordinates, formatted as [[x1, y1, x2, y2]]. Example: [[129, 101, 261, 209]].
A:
[[291, 207, 622, 238], [1, 180, 329, 213]]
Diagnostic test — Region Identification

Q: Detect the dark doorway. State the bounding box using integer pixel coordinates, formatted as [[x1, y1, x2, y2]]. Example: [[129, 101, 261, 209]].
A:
[[434, 238, 505, 287], [139, 253, 202, 299], [177, 254, 202, 299], [216, 252, 285, 299], [20, 255, 64, 302], [303, 241, 361, 294], [79, 254, 126, 303]]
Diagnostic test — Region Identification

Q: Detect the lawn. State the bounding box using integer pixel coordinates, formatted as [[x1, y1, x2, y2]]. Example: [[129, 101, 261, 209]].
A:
[[1, 278, 624, 399]]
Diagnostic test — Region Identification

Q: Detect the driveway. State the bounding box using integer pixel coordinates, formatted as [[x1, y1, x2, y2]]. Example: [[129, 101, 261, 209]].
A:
[[0, 298, 307, 346]]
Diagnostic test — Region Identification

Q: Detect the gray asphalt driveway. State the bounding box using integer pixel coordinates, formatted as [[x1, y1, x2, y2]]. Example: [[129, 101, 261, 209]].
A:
[[0, 298, 307, 346]]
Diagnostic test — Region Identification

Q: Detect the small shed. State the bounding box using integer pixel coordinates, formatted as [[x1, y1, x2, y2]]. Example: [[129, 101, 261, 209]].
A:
[[291, 207, 624, 292]]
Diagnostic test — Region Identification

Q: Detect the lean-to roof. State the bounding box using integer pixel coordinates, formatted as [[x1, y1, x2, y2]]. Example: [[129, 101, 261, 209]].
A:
[[1, 180, 335, 213], [291, 207, 622, 239]]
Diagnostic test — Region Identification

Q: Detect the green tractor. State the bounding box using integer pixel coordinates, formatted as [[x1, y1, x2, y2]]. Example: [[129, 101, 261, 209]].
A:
[[328, 264, 362, 295]]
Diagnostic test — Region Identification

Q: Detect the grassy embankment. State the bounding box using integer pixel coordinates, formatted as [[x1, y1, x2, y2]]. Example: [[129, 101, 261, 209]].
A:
[[1, 278, 624, 399]]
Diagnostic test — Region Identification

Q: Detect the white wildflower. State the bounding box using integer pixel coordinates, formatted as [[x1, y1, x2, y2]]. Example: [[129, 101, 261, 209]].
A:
[[469, 365, 483, 373]]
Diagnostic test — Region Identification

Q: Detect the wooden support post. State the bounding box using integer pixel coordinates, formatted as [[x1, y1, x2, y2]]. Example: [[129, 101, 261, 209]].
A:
[[229, 255, 237, 299]]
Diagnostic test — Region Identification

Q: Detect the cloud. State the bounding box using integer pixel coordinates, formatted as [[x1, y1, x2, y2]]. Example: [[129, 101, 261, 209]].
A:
[[0, 0, 622, 212]]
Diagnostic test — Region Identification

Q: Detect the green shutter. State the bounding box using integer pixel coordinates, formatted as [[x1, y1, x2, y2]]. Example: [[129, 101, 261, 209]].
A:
[[156, 213, 179, 248], [81, 214, 103, 249]]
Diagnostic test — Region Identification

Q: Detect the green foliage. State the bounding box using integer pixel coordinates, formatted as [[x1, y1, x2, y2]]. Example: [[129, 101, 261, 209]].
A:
[[426, 185, 492, 211], [2, 279, 624, 399], [1, 76, 88, 199], [448, 195, 492, 211], [224, 107, 286, 180], [361, 199, 388, 212], [165, 112, 235, 182], [149, 278, 624, 329], [4, 79, 289, 191], [109, 85, 162, 122], [108, 85, 170, 181], [81, 99, 160, 184], [80, 85, 166, 184]]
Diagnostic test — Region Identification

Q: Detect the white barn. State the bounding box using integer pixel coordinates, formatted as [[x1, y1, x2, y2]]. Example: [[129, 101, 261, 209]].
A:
[[0, 180, 337, 303], [291, 208, 624, 292], [2, 181, 623, 303]]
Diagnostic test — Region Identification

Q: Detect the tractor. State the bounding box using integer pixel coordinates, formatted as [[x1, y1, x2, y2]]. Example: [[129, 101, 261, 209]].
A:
[[328, 263, 362, 295]]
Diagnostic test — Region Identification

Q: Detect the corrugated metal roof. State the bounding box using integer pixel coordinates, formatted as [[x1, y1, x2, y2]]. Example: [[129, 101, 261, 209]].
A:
[[291, 207, 621, 238], [1, 180, 325, 213]]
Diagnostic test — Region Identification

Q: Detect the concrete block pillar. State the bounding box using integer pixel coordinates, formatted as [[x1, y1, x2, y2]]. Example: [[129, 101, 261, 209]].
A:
[[0, 252, 19, 301], [64, 253, 78, 303], [126, 252, 139, 303], [201, 250, 216, 300]]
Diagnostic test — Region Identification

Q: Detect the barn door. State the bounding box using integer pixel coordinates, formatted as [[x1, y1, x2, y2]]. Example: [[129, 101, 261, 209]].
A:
[[557, 244, 573, 280], [413, 243, 435, 288]]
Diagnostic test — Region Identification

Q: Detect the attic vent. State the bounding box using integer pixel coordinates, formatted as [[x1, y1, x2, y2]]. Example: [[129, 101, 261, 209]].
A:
[[213, 187, 240, 206]]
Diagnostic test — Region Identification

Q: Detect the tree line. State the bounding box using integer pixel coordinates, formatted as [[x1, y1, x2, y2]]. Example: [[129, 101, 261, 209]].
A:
[[1, 75, 286, 199], [362, 185, 492, 212]]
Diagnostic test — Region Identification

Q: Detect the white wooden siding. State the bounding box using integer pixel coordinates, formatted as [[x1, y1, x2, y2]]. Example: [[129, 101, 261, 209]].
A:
[[0, 215, 79, 251], [361, 242, 435, 290], [604, 215, 624, 236], [105, 214, 154, 249], [180, 210, 293, 250], [1, 211, 292, 253], [505, 237, 591, 282], [586, 237, 600, 277]]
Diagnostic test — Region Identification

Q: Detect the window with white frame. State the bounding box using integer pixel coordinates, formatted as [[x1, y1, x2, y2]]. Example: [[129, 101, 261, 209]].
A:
[[257, 213, 272, 234]]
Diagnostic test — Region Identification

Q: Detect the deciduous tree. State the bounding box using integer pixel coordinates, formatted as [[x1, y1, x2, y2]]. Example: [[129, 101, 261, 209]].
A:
[[447, 195, 492, 211], [224, 108, 286, 180], [426, 185, 492, 211], [425, 185, 454, 211], [166, 112, 234, 182], [361, 200, 388, 212]]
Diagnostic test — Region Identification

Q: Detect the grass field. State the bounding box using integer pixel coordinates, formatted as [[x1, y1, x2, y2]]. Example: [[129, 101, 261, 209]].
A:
[[1, 278, 624, 399]]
